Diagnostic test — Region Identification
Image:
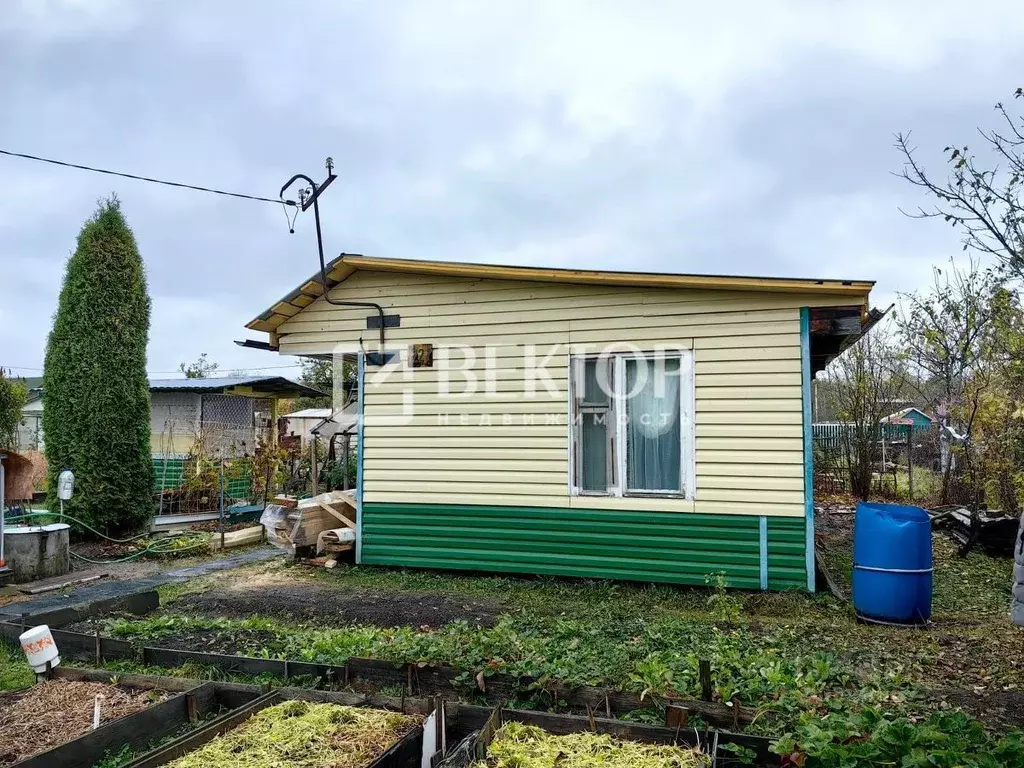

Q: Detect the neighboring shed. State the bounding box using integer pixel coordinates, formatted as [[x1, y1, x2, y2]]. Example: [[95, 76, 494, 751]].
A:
[[245, 254, 877, 591], [880, 407, 934, 430], [17, 391, 44, 452], [25, 375, 324, 459], [148, 375, 323, 457], [281, 404, 358, 450]]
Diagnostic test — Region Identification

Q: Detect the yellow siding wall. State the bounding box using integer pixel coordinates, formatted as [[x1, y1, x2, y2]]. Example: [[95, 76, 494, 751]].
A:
[[276, 270, 853, 518]]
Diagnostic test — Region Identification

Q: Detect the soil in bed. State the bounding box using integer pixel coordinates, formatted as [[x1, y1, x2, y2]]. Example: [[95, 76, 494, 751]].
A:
[[0, 679, 169, 767], [171, 580, 507, 629]]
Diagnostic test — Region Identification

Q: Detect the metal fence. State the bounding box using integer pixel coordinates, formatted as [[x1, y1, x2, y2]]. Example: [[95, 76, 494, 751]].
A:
[[813, 422, 944, 503], [151, 394, 278, 517]]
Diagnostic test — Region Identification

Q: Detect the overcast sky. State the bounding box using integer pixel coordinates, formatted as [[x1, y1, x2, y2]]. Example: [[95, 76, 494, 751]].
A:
[[2, 1, 1022, 379]]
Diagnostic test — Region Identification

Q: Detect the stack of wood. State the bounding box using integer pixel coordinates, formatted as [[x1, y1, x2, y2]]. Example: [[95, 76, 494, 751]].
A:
[[262, 490, 356, 556]]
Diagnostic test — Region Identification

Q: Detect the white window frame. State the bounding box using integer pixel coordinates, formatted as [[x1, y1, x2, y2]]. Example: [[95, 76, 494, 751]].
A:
[[569, 350, 695, 500]]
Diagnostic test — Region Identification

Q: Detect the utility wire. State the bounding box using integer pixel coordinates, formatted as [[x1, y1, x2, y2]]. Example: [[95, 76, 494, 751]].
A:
[[5, 363, 302, 374], [0, 148, 295, 207]]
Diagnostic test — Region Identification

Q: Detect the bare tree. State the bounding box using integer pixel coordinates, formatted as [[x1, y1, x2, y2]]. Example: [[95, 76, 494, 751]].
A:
[[822, 326, 910, 500], [895, 88, 1024, 281], [895, 261, 1000, 503]]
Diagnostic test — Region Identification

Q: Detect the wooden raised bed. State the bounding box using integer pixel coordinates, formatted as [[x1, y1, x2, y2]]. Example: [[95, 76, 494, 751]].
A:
[[0, 589, 755, 730], [2, 667, 255, 768], [5, 667, 433, 768], [439, 704, 777, 768], [119, 689, 430, 768]]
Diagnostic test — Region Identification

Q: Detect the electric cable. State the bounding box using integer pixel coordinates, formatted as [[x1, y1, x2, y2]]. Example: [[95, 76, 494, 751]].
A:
[[0, 148, 295, 207]]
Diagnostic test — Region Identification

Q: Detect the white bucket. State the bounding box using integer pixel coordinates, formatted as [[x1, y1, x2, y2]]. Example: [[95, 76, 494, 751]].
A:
[[19, 624, 61, 673]]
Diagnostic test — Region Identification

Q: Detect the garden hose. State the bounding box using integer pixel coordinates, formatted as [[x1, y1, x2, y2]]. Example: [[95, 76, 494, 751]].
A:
[[3, 511, 211, 564]]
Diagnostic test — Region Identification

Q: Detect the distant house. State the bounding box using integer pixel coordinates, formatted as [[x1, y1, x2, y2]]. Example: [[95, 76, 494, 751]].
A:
[[280, 405, 358, 451], [879, 407, 934, 430], [20, 375, 325, 457], [16, 379, 45, 451]]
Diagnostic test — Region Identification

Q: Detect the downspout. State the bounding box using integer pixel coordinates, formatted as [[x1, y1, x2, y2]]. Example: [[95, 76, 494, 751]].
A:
[[800, 307, 816, 593], [355, 352, 365, 564]]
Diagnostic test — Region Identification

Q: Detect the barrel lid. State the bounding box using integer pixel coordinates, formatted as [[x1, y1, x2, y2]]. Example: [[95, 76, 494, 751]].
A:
[[857, 502, 929, 523], [4, 524, 71, 534]]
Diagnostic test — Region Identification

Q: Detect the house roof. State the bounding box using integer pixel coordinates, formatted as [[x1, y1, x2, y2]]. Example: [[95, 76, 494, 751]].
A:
[[283, 407, 334, 419], [148, 375, 324, 398], [880, 407, 935, 425], [246, 253, 876, 334], [23, 375, 325, 405]]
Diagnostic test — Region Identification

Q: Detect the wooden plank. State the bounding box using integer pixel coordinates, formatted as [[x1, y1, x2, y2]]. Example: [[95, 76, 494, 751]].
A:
[[5, 590, 159, 628], [19, 574, 107, 595], [209, 526, 265, 551], [316, 500, 356, 528], [143, 647, 287, 677]]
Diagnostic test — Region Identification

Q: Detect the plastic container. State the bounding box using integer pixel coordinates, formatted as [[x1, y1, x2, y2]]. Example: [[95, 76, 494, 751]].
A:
[[19, 624, 61, 673], [852, 502, 933, 624]]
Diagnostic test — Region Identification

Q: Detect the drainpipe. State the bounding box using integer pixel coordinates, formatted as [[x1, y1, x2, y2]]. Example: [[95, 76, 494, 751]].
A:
[[0, 453, 6, 568]]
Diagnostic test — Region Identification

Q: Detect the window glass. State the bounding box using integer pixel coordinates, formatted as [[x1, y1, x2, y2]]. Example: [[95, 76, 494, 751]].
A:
[[583, 358, 609, 404], [625, 357, 682, 492], [579, 412, 609, 491], [572, 353, 689, 497]]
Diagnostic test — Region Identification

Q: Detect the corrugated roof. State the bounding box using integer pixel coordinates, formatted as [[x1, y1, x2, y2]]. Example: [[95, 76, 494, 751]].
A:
[[245, 253, 876, 334], [147, 375, 325, 397], [25, 375, 325, 399], [282, 408, 334, 419]]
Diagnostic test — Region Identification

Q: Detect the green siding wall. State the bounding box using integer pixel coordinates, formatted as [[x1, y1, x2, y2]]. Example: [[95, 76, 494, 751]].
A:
[[361, 503, 808, 590]]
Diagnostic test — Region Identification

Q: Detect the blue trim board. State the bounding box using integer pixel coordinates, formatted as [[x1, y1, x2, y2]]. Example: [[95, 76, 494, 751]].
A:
[[800, 306, 816, 592], [355, 352, 366, 564], [758, 516, 768, 590]]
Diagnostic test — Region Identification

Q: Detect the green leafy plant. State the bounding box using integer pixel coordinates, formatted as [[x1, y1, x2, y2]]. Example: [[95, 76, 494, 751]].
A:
[[0, 369, 27, 450], [772, 709, 1024, 768]]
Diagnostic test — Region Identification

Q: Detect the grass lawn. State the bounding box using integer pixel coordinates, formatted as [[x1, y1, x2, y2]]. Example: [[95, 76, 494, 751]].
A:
[[67, 510, 1020, 743]]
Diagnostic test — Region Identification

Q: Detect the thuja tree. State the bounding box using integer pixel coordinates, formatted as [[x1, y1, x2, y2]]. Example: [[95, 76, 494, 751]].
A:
[[43, 197, 153, 533]]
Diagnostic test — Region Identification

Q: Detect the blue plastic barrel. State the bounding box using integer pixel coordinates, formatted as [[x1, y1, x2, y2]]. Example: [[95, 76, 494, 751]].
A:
[[852, 502, 933, 624]]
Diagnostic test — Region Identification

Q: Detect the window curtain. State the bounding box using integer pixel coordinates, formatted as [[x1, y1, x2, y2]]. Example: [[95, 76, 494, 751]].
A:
[[625, 357, 681, 491]]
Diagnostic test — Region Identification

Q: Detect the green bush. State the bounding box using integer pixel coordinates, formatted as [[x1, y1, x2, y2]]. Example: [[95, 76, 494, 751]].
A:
[[0, 370, 27, 450], [43, 197, 153, 534]]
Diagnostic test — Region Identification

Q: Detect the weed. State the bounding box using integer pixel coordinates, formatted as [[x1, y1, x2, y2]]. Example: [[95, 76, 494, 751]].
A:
[[705, 572, 743, 624]]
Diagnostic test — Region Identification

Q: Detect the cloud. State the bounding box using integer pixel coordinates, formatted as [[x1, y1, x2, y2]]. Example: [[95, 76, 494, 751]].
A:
[[1, 0, 1023, 377]]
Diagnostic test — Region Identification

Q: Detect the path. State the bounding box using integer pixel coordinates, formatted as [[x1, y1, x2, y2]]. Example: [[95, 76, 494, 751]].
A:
[[0, 546, 282, 618]]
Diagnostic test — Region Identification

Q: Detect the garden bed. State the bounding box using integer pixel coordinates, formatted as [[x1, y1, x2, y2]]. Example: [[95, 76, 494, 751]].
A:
[[473, 721, 706, 767], [0, 679, 169, 766], [158, 700, 422, 768], [440, 704, 771, 768]]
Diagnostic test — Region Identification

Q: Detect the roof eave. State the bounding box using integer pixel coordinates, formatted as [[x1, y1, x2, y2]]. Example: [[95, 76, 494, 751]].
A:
[[245, 253, 874, 335]]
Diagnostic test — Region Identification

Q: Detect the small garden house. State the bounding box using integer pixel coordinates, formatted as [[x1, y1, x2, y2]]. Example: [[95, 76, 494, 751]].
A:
[[245, 254, 877, 590]]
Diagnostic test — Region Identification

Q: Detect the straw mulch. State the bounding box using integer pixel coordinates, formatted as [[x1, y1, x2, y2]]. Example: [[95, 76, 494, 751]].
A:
[[0, 680, 167, 767], [167, 700, 422, 768]]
